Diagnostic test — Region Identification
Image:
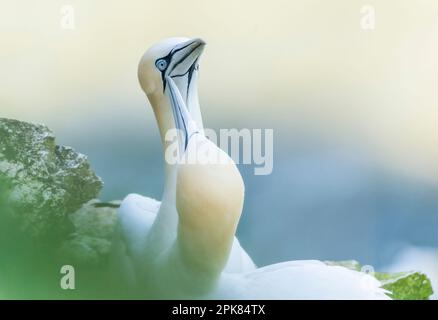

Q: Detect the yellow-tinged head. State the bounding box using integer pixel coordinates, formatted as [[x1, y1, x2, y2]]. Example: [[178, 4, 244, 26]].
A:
[[138, 37, 205, 102]]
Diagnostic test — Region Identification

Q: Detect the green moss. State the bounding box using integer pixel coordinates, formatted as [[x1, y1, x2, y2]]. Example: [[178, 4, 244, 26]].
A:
[[0, 118, 103, 239], [325, 260, 434, 300], [376, 271, 434, 300]]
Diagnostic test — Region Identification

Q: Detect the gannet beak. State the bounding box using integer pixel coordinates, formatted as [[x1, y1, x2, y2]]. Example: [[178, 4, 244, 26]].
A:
[[166, 76, 199, 155], [168, 38, 206, 78], [163, 38, 204, 155]]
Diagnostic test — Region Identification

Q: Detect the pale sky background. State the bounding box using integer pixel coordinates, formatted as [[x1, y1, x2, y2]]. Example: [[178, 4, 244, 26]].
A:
[[1, 0, 438, 267], [1, 0, 438, 182]]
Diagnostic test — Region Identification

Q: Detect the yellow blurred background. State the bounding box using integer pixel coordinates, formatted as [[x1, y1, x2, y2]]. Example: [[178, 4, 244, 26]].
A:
[[1, 0, 438, 271], [1, 0, 438, 181]]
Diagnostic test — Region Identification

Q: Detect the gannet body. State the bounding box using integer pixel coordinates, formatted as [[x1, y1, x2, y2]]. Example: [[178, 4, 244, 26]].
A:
[[118, 194, 254, 274], [210, 260, 390, 299], [118, 37, 390, 299], [117, 38, 255, 296]]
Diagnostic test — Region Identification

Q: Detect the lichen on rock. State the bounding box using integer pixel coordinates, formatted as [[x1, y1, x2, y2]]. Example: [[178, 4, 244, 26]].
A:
[[376, 270, 434, 300], [0, 118, 103, 238], [60, 199, 120, 265], [325, 260, 434, 300]]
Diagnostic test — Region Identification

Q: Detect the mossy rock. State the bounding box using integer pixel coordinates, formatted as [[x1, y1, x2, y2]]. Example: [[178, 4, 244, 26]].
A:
[[325, 260, 434, 300], [0, 118, 103, 239]]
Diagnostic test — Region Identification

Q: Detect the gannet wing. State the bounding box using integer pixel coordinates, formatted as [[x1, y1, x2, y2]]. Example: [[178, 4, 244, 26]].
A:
[[118, 194, 255, 273], [118, 193, 160, 258], [109, 194, 160, 290], [214, 260, 390, 299], [226, 237, 257, 273]]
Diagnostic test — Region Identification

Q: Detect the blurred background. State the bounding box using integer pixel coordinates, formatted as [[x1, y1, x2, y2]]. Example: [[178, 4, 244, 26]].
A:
[[1, 0, 437, 285]]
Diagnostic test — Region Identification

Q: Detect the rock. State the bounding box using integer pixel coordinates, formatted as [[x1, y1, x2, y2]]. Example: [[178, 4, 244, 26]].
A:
[[325, 260, 434, 300], [60, 235, 113, 266], [0, 118, 103, 238], [376, 271, 434, 300], [60, 199, 120, 265], [69, 199, 120, 239], [324, 260, 362, 271]]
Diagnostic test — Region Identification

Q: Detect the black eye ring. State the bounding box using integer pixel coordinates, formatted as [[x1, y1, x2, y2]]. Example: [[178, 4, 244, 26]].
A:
[[155, 59, 168, 71]]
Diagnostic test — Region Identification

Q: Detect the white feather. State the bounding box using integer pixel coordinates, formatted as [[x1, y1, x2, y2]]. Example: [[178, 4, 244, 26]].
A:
[[210, 260, 390, 299], [118, 193, 256, 273]]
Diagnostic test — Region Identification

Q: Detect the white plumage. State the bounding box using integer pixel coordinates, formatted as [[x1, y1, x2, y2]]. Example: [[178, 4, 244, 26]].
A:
[[116, 37, 390, 300], [211, 261, 389, 299], [118, 194, 256, 274]]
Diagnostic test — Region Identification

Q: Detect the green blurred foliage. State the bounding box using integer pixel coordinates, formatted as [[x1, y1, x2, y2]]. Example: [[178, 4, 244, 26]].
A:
[[376, 272, 434, 300], [326, 260, 434, 300]]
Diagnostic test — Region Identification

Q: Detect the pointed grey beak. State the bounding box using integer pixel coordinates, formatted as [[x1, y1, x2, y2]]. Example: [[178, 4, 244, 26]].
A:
[[166, 76, 199, 155], [164, 38, 205, 155], [168, 38, 206, 77]]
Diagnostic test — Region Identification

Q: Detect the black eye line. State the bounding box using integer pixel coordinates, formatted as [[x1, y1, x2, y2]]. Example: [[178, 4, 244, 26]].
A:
[[156, 41, 193, 74], [157, 41, 202, 93], [156, 53, 172, 91]]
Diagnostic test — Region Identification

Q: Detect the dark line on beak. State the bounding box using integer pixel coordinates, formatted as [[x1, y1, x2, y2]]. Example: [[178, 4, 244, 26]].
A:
[[186, 57, 199, 100], [170, 41, 194, 56], [169, 42, 203, 76]]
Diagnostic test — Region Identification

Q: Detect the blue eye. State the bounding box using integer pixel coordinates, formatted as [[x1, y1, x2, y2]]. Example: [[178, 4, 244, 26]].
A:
[[156, 59, 167, 71]]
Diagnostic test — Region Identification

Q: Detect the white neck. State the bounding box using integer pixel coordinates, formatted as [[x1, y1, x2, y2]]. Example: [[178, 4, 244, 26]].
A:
[[144, 76, 243, 296], [144, 77, 203, 255]]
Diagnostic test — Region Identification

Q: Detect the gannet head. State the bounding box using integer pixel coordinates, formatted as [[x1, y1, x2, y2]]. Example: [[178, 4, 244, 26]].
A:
[[139, 37, 205, 153], [138, 37, 205, 104]]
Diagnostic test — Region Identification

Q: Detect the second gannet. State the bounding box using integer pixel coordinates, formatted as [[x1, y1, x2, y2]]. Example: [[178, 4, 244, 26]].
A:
[[118, 37, 390, 299]]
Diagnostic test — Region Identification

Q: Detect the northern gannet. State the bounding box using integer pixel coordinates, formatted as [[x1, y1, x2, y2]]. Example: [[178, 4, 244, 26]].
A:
[[118, 37, 390, 299], [117, 38, 254, 297]]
